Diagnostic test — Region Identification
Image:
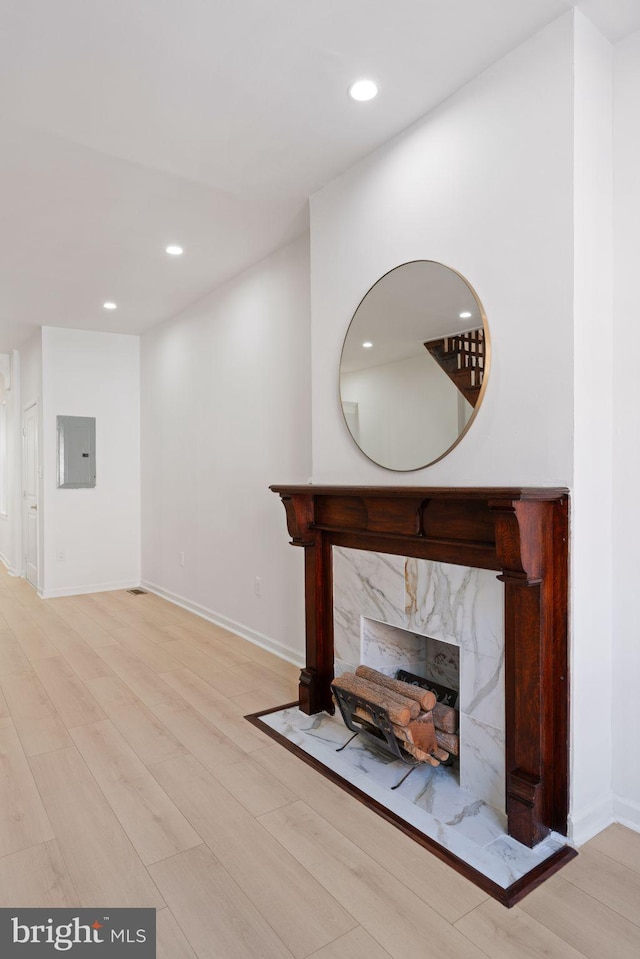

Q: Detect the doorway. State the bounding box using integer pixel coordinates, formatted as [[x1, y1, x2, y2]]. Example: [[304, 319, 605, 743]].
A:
[[23, 401, 38, 589]]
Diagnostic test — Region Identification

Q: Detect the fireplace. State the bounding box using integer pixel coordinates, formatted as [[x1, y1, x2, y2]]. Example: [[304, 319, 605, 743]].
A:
[[269, 486, 570, 853], [335, 576, 502, 814]]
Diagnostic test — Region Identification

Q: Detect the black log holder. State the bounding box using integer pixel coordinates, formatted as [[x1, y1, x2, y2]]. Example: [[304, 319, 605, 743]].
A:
[[331, 682, 425, 790]]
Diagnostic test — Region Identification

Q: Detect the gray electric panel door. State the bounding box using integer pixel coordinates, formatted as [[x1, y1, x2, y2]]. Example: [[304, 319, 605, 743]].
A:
[[57, 416, 96, 488]]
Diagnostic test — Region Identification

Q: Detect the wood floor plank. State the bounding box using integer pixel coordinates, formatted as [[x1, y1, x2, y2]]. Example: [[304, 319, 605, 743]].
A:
[[183, 662, 261, 699], [156, 908, 197, 959], [159, 667, 267, 752], [95, 645, 181, 707], [70, 594, 127, 632], [0, 628, 33, 679], [2, 673, 73, 755], [586, 823, 640, 877], [227, 659, 298, 703], [454, 898, 587, 959], [181, 618, 259, 660], [151, 754, 356, 958], [0, 599, 59, 662], [163, 623, 252, 667], [86, 675, 187, 766], [556, 845, 640, 927], [253, 743, 488, 923], [308, 927, 393, 959], [46, 599, 118, 648], [83, 672, 136, 708], [85, 590, 149, 629], [121, 616, 177, 646], [520, 874, 640, 959], [109, 626, 182, 674], [231, 689, 293, 713], [158, 632, 259, 697], [43, 629, 115, 682], [149, 700, 245, 769], [244, 644, 301, 683], [259, 800, 488, 959], [160, 634, 249, 676], [70, 719, 201, 865], [0, 718, 55, 856], [0, 840, 79, 907], [88, 590, 177, 643], [206, 755, 297, 817], [149, 844, 296, 959], [15, 600, 88, 649], [32, 657, 106, 729], [30, 746, 165, 908], [117, 592, 185, 628]]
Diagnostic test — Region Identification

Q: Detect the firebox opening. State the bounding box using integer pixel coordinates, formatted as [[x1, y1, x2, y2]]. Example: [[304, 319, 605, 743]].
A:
[[333, 619, 462, 784]]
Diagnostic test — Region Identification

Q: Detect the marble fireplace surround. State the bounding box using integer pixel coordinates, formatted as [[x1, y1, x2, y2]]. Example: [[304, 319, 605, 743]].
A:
[[270, 485, 570, 852], [334, 552, 505, 814]]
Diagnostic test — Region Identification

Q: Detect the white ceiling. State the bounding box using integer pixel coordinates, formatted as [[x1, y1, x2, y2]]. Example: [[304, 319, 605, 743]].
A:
[[1, 0, 637, 352]]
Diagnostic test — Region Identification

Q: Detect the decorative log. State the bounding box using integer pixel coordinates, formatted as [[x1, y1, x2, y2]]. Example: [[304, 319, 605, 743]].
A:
[[400, 741, 447, 766], [353, 704, 445, 762], [435, 729, 459, 756], [407, 711, 437, 755], [355, 665, 437, 712], [433, 702, 459, 734], [353, 705, 411, 745], [331, 673, 419, 726]]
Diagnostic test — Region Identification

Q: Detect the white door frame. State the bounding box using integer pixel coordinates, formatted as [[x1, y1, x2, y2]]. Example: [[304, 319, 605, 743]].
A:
[[22, 400, 39, 590]]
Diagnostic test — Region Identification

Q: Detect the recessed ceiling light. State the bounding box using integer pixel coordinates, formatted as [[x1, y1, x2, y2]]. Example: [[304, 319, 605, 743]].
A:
[[165, 244, 184, 256], [362, 341, 373, 349], [103, 302, 117, 310], [459, 311, 472, 319], [349, 79, 378, 102]]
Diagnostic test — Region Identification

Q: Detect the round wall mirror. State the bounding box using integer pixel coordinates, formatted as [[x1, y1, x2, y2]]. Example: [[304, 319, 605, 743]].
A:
[[339, 260, 490, 471]]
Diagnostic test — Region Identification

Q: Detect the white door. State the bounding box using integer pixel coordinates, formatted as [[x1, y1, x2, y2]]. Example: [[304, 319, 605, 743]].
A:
[[23, 402, 38, 588]]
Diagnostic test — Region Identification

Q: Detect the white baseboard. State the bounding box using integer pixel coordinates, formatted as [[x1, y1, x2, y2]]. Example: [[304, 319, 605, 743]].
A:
[[141, 578, 304, 669], [0, 552, 22, 577], [613, 794, 640, 834], [569, 794, 614, 846], [40, 579, 140, 599]]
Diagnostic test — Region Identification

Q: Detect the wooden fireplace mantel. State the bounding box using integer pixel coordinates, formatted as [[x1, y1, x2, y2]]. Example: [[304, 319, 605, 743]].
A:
[[270, 485, 569, 848]]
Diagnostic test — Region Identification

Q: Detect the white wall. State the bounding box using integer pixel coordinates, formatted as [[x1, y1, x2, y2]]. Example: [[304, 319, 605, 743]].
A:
[[613, 26, 640, 831], [41, 327, 140, 596], [570, 12, 614, 843], [141, 236, 311, 664], [311, 14, 575, 487]]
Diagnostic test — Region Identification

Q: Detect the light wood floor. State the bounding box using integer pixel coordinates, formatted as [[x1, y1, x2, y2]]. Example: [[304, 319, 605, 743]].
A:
[[0, 568, 638, 959]]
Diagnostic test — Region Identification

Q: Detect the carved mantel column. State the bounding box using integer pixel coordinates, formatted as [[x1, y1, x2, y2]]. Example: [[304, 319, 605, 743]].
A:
[[277, 491, 334, 714], [271, 485, 569, 847]]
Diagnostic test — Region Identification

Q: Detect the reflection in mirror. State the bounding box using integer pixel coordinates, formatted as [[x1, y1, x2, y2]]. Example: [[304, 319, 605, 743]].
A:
[[339, 261, 489, 471]]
